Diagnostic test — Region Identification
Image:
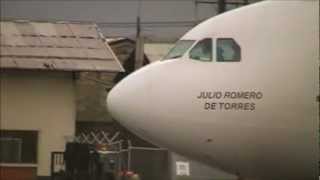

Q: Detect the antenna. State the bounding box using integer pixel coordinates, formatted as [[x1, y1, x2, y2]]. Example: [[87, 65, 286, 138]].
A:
[[218, 0, 226, 14]]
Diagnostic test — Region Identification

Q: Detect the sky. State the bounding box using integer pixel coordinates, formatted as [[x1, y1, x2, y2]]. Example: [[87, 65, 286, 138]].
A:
[[1, 0, 260, 42]]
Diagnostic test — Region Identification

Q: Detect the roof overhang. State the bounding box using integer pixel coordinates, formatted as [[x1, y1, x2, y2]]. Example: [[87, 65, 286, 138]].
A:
[[0, 21, 124, 72]]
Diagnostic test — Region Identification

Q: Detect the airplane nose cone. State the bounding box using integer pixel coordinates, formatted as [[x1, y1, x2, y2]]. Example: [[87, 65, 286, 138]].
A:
[[107, 65, 154, 129]]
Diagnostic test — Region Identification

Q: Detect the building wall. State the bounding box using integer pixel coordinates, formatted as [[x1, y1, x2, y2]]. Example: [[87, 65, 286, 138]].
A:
[[76, 72, 116, 122], [0, 70, 76, 176], [76, 40, 134, 123], [0, 166, 37, 180]]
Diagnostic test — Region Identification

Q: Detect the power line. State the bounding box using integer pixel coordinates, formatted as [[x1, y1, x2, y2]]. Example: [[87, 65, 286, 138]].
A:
[[98, 21, 197, 28], [3, 0, 192, 1]]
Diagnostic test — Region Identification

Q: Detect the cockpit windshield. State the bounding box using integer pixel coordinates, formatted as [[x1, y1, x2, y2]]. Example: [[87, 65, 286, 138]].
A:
[[163, 40, 195, 60]]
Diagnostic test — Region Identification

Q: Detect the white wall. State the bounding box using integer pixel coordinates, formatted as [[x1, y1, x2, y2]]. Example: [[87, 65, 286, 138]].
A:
[[0, 70, 76, 176]]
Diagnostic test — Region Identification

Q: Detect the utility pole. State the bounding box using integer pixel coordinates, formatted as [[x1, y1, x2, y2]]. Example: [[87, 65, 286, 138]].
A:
[[195, 0, 250, 16], [135, 16, 144, 70], [194, 0, 199, 24], [195, 0, 227, 17], [218, 0, 226, 14]]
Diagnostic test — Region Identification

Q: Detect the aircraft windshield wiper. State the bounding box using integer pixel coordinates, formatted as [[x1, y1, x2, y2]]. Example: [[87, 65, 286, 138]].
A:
[[170, 55, 182, 59]]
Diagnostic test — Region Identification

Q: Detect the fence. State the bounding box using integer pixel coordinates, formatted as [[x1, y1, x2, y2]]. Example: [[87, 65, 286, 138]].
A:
[[51, 130, 171, 180]]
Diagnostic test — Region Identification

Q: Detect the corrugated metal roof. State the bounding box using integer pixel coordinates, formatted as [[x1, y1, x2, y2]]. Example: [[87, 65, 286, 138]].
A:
[[0, 21, 124, 72]]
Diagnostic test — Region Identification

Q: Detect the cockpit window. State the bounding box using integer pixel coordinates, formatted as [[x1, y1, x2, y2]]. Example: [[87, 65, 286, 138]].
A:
[[217, 38, 241, 62], [163, 40, 195, 60], [189, 38, 212, 62]]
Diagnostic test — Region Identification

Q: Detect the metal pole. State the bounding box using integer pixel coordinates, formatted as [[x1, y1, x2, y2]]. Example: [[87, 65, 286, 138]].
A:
[[218, 0, 226, 14], [127, 140, 132, 171], [194, 0, 199, 25], [50, 152, 54, 180], [118, 141, 122, 172], [135, 16, 144, 70]]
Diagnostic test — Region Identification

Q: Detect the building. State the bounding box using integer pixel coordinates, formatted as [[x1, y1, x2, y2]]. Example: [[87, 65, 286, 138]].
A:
[[0, 20, 123, 180], [76, 38, 150, 123], [75, 37, 153, 146]]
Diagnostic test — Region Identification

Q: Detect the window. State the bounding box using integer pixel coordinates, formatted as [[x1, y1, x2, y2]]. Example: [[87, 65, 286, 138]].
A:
[[189, 38, 212, 62], [217, 38, 241, 62], [163, 40, 195, 60], [0, 138, 22, 163], [0, 130, 38, 163]]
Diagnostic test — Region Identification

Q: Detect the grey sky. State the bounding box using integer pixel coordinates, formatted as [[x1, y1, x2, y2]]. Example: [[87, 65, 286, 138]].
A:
[[1, 0, 260, 42]]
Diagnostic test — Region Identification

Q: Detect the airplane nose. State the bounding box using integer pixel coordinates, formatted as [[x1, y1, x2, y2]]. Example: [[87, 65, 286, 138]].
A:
[[106, 65, 154, 128]]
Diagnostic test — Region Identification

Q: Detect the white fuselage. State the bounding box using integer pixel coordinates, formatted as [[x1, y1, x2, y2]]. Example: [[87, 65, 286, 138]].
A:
[[107, 1, 319, 179]]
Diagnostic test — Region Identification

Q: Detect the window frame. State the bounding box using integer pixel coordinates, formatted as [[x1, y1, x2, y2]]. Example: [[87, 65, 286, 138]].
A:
[[163, 40, 196, 60], [0, 137, 23, 163], [216, 38, 241, 62], [188, 38, 213, 62], [0, 130, 38, 164]]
